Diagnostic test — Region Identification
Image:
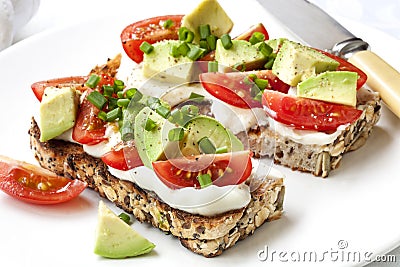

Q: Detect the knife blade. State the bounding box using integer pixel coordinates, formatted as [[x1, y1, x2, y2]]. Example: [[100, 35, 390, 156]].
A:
[[256, 0, 400, 118]]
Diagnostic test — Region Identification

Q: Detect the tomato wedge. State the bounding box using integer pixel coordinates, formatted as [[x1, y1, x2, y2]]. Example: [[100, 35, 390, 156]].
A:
[[152, 151, 252, 189], [72, 90, 107, 145], [262, 90, 362, 132], [0, 155, 87, 204], [101, 141, 144, 171], [31, 76, 87, 102], [234, 23, 269, 41], [317, 49, 367, 89], [200, 70, 290, 109], [121, 15, 184, 63]]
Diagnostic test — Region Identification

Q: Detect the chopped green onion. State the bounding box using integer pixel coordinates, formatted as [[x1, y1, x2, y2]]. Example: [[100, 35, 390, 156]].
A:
[[117, 98, 130, 108], [199, 40, 209, 51], [208, 61, 218, 72], [113, 79, 125, 92], [169, 45, 181, 58], [126, 88, 142, 102], [106, 107, 122, 122], [108, 97, 118, 110], [178, 27, 194, 43], [258, 42, 273, 57], [145, 118, 157, 131], [199, 24, 211, 40], [87, 91, 107, 110], [264, 58, 275, 69], [206, 35, 217, 51], [249, 32, 265, 45], [220, 34, 233, 49], [189, 92, 205, 102], [156, 105, 171, 118], [253, 90, 264, 102], [168, 109, 184, 125], [103, 85, 114, 97], [98, 110, 107, 121], [215, 146, 228, 154], [85, 74, 101, 89], [181, 105, 199, 116], [197, 173, 212, 188], [140, 41, 154, 54], [243, 74, 257, 85], [147, 96, 161, 110], [254, 78, 269, 90], [118, 212, 131, 224], [163, 19, 174, 29], [117, 91, 125, 98], [168, 127, 185, 141], [198, 137, 216, 154], [187, 45, 205, 61], [177, 42, 190, 56]]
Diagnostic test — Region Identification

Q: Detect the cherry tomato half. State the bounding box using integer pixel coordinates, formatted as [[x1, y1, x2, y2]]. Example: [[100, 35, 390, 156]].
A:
[[31, 76, 87, 102], [0, 155, 87, 204], [101, 141, 144, 171]]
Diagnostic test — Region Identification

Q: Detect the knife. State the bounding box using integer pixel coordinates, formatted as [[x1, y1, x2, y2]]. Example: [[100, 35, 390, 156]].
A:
[[256, 0, 400, 118]]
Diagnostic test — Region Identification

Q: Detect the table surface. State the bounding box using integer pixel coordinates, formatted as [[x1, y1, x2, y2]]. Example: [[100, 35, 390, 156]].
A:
[[4, 0, 400, 266]]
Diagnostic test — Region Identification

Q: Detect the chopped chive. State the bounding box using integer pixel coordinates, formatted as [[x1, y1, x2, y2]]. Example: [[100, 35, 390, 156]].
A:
[[98, 111, 107, 121], [108, 97, 118, 110], [169, 45, 181, 58], [178, 27, 194, 43], [87, 91, 107, 110], [85, 74, 101, 89], [215, 146, 228, 154], [117, 98, 130, 108], [254, 78, 269, 90], [181, 105, 199, 116], [103, 85, 114, 97], [177, 42, 190, 56], [249, 32, 265, 45], [206, 35, 217, 51], [117, 91, 125, 98], [198, 137, 216, 154], [243, 74, 257, 85], [126, 88, 142, 101], [145, 118, 157, 131], [113, 80, 125, 92], [140, 41, 154, 54], [258, 42, 273, 57], [220, 34, 233, 49], [199, 40, 209, 51], [198, 173, 212, 188], [106, 107, 122, 122], [163, 19, 174, 29], [156, 105, 171, 118], [168, 127, 185, 141], [208, 61, 218, 72], [118, 212, 131, 224], [199, 24, 211, 40], [187, 45, 205, 61], [264, 58, 275, 69], [189, 92, 205, 101]]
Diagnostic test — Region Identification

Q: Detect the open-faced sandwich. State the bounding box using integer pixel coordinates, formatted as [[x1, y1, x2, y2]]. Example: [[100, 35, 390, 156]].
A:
[[27, 0, 380, 258]]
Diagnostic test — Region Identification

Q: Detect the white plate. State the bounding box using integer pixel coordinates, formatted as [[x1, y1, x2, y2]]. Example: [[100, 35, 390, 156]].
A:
[[0, 1, 399, 267]]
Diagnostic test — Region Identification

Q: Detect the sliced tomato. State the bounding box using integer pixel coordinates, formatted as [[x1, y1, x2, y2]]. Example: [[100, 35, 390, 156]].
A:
[[234, 23, 269, 41], [121, 15, 184, 63], [31, 76, 87, 101], [200, 70, 289, 109], [72, 90, 107, 145], [0, 155, 87, 204], [262, 90, 362, 132], [101, 141, 144, 171], [317, 49, 367, 89], [152, 151, 252, 189]]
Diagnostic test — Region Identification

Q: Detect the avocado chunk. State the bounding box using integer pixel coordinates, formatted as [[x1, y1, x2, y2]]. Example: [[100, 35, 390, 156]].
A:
[[142, 40, 194, 83], [297, 71, 358, 106], [94, 201, 155, 258], [272, 40, 339, 86], [39, 86, 78, 142], [265, 38, 288, 53], [181, 115, 243, 156], [134, 107, 181, 168], [215, 39, 267, 71], [181, 0, 233, 44]]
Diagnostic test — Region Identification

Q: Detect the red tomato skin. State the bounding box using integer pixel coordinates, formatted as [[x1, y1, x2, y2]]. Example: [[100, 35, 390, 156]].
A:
[[31, 76, 87, 102], [121, 15, 184, 63], [0, 156, 87, 205], [234, 23, 269, 41], [152, 152, 252, 190], [101, 142, 144, 171], [262, 90, 363, 132]]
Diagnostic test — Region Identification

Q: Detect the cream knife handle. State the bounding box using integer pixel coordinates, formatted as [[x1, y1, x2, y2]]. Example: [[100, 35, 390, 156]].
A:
[[348, 50, 400, 118]]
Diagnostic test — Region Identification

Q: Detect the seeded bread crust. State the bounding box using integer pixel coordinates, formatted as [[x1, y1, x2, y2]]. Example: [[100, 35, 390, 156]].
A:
[[29, 119, 285, 257]]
